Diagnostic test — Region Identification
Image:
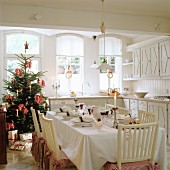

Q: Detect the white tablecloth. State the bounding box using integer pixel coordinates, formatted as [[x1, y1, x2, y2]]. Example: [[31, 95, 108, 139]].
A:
[[46, 111, 167, 170]]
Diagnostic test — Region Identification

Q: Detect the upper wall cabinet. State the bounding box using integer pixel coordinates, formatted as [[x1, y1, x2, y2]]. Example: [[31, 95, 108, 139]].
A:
[[159, 39, 170, 76], [128, 37, 170, 79], [133, 49, 141, 78], [141, 43, 159, 77]]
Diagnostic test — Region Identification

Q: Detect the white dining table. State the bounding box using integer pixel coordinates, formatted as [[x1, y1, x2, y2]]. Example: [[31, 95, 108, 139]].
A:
[[46, 111, 167, 170]]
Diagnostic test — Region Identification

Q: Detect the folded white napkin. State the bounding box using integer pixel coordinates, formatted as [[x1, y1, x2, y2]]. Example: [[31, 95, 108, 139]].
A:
[[116, 114, 130, 120], [70, 115, 93, 123], [60, 106, 72, 112]]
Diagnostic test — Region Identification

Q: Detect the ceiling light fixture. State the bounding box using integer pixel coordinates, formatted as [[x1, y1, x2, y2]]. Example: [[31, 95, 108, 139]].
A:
[[90, 35, 99, 69], [97, 0, 112, 71]]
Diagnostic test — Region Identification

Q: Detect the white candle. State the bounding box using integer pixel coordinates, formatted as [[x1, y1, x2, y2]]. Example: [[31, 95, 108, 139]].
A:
[[16, 109, 18, 117], [16, 90, 18, 96], [114, 93, 117, 108]]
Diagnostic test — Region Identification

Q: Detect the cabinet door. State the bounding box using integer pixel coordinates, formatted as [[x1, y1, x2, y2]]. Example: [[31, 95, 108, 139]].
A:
[[168, 104, 170, 144], [108, 99, 122, 107], [92, 98, 107, 107], [133, 49, 141, 78], [159, 40, 170, 76], [141, 44, 159, 77], [148, 102, 167, 133], [122, 99, 130, 109], [77, 99, 92, 106], [130, 99, 138, 118], [138, 100, 147, 111]]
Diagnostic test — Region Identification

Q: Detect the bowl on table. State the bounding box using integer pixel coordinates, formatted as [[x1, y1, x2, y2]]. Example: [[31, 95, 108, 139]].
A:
[[135, 92, 148, 98]]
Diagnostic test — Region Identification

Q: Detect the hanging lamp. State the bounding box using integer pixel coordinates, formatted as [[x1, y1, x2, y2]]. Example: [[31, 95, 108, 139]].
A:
[[65, 65, 72, 79], [90, 35, 99, 69], [97, 0, 112, 71]]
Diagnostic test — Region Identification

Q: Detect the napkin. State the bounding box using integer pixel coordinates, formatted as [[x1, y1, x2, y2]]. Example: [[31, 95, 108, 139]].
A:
[[70, 116, 93, 123], [60, 106, 72, 112], [57, 110, 79, 117]]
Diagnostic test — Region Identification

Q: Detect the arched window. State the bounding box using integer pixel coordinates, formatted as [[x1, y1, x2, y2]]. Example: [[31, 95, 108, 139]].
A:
[[56, 35, 84, 94], [5, 32, 41, 79], [99, 36, 122, 91]]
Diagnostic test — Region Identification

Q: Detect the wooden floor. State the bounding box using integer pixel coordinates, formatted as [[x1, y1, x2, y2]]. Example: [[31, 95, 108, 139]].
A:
[[0, 147, 170, 170]]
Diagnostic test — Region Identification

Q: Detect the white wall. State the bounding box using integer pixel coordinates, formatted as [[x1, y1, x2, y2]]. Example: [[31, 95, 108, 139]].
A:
[[133, 79, 170, 96]]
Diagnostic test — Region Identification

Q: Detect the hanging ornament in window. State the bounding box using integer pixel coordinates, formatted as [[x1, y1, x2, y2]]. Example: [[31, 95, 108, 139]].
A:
[[65, 65, 72, 79], [107, 69, 113, 79]]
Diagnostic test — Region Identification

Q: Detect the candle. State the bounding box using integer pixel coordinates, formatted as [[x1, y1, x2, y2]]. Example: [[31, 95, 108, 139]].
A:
[[29, 85, 31, 92], [16, 90, 18, 96], [16, 109, 18, 116], [114, 93, 117, 108]]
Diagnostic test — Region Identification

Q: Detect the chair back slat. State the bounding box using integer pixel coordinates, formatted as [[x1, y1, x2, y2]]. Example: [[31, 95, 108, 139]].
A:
[[117, 122, 159, 169], [138, 110, 156, 123], [31, 107, 41, 138]]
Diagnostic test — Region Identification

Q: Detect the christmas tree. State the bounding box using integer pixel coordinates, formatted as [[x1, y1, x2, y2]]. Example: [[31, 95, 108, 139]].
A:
[[2, 41, 48, 134]]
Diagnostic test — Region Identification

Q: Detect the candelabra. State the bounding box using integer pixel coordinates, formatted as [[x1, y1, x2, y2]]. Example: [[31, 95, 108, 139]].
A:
[[52, 83, 60, 96]]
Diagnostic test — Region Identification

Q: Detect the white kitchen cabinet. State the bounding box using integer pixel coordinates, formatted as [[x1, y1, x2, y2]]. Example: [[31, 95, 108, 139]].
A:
[[168, 104, 170, 144], [107, 98, 122, 107], [122, 99, 130, 109], [130, 99, 138, 118], [133, 49, 141, 78], [138, 100, 147, 111], [159, 39, 170, 76], [141, 43, 159, 77], [91, 98, 107, 107], [148, 102, 167, 134], [49, 99, 75, 110]]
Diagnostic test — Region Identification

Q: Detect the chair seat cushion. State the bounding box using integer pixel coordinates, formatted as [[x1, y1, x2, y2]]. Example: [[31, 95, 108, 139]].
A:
[[104, 160, 160, 170]]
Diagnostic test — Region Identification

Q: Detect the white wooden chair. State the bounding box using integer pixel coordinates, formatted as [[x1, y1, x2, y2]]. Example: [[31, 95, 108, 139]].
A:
[[41, 115, 77, 170], [30, 107, 42, 165], [104, 122, 160, 170], [138, 110, 156, 123]]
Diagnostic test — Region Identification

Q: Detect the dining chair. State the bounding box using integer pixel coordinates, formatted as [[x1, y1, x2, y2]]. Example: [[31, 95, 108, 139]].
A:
[[104, 122, 160, 170], [41, 114, 77, 170], [31, 107, 42, 166], [138, 110, 156, 123], [117, 106, 131, 116]]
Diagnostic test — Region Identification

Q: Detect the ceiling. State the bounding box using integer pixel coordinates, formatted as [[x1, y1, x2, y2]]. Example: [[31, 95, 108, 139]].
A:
[[1, 0, 170, 18], [0, 0, 170, 39]]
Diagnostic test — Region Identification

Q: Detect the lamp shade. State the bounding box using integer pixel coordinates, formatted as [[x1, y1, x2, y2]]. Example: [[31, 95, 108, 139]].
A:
[[90, 60, 99, 69], [97, 59, 112, 70]]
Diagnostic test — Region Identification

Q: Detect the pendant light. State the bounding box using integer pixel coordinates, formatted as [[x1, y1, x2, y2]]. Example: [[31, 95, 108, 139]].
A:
[[97, 0, 112, 71], [90, 35, 99, 69], [65, 65, 72, 79]]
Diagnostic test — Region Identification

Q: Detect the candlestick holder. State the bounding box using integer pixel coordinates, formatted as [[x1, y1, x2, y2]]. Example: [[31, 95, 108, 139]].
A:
[[112, 107, 118, 128], [52, 83, 60, 96]]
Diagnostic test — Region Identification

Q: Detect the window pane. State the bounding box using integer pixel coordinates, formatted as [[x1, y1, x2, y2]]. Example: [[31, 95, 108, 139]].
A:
[[56, 36, 84, 56], [6, 33, 40, 54], [6, 59, 39, 79], [99, 37, 122, 55]]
